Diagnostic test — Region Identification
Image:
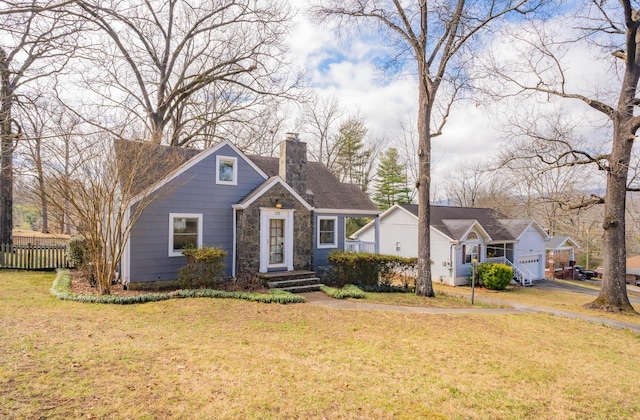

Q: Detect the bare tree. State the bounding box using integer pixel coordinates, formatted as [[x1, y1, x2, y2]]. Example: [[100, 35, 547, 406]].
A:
[[228, 100, 291, 157], [45, 137, 184, 294], [489, 1, 640, 312], [443, 162, 488, 207], [297, 93, 345, 167], [312, 0, 547, 296], [72, 0, 301, 147], [0, 1, 80, 244]]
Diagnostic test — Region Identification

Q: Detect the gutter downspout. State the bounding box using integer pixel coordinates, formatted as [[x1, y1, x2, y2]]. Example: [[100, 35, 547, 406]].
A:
[[232, 208, 237, 278], [374, 215, 380, 254]]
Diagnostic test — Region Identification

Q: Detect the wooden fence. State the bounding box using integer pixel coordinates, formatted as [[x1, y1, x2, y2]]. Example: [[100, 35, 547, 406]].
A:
[[0, 243, 73, 270], [13, 235, 70, 246]]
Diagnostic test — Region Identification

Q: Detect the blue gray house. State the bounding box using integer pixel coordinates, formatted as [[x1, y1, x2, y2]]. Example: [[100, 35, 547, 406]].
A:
[[119, 135, 380, 289]]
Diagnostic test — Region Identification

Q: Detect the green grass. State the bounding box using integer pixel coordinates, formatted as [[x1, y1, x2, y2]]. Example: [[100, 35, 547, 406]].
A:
[[2, 270, 640, 418], [360, 289, 503, 309], [446, 281, 640, 325]]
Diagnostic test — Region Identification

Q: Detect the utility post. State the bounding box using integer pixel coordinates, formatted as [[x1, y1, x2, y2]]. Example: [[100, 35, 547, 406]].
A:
[[471, 257, 477, 305]]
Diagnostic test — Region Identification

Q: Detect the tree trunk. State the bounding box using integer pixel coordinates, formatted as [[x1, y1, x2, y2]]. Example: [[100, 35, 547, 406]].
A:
[[586, 14, 639, 312], [586, 121, 634, 312], [34, 138, 48, 233], [0, 50, 12, 245], [415, 73, 434, 297]]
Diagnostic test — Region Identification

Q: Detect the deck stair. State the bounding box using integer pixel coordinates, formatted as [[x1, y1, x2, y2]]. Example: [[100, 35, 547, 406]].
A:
[[260, 270, 323, 293]]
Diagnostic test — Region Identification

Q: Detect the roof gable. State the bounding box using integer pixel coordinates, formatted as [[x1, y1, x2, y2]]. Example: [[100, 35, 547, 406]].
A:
[[125, 140, 268, 206], [351, 203, 416, 238], [233, 177, 313, 211], [442, 219, 492, 241], [499, 219, 550, 241], [546, 236, 581, 250], [248, 155, 378, 212]]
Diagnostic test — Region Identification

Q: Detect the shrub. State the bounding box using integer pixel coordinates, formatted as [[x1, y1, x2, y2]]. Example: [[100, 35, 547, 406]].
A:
[[178, 246, 227, 289], [480, 263, 513, 290], [328, 251, 417, 287], [67, 236, 100, 287], [320, 284, 366, 299], [67, 236, 87, 267]]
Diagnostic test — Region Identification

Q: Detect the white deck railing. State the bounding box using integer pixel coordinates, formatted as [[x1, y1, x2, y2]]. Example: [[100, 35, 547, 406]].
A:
[[485, 256, 535, 286], [345, 240, 376, 253]]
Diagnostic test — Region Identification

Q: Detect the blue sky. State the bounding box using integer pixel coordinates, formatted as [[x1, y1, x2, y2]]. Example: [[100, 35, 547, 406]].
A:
[[286, 3, 621, 197]]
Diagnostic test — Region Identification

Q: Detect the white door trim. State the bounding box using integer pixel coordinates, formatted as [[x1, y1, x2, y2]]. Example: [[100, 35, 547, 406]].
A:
[[259, 208, 295, 273]]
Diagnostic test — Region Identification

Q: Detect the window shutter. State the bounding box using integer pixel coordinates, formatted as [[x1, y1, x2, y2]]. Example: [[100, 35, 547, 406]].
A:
[[462, 245, 466, 263], [478, 245, 482, 262]]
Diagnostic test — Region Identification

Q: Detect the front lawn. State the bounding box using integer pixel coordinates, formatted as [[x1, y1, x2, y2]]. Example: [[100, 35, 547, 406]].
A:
[[2, 270, 640, 418], [448, 281, 640, 325]]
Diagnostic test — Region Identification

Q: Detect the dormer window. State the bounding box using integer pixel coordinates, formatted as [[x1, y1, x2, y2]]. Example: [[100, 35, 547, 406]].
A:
[[216, 156, 237, 185]]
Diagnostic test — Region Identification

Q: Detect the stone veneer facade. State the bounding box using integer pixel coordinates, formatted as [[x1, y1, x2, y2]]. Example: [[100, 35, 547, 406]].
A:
[[235, 182, 312, 275], [279, 138, 307, 197]]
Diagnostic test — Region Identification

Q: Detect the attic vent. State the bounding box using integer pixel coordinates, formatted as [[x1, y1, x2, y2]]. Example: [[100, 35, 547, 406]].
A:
[[467, 232, 478, 240]]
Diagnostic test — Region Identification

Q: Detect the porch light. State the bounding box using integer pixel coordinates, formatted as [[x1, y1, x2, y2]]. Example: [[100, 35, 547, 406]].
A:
[[275, 199, 282, 209]]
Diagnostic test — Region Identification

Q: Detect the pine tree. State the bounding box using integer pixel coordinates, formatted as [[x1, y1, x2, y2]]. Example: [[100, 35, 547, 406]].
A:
[[373, 148, 411, 210], [332, 117, 372, 192]]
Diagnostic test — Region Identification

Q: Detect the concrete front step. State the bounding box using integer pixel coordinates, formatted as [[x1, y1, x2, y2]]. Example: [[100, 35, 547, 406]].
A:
[[258, 270, 316, 283], [267, 276, 323, 294]]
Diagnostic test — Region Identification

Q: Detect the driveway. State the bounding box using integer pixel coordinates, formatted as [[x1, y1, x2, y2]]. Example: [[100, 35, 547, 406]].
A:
[[300, 282, 640, 334], [534, 278, 640, 305]]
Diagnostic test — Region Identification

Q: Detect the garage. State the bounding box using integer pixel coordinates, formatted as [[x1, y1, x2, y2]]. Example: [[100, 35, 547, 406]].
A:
[[518, 254, 544, 280]]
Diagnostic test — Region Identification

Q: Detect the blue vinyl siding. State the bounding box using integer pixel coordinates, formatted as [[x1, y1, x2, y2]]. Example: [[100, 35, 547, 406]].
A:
[[128, 145, 265, 283], [312, 213, 346, 267]]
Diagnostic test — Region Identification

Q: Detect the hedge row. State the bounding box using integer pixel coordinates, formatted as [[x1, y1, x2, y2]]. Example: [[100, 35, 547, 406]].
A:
[[328, 251, 417, 287], [51, 270, 305, 305]]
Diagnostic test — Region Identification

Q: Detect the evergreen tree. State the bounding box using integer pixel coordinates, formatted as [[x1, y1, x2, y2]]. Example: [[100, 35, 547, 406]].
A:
[[373, 148, 411, 210], [333, 116, 372, 192]]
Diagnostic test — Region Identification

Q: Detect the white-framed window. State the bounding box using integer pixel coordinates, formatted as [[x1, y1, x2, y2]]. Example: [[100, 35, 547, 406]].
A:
[[216, 155, 237, 185], [317, 216, 338, 248], [395, 242, 401, 252], [169, 213, 203, 257], [465, 245, 479, 264]]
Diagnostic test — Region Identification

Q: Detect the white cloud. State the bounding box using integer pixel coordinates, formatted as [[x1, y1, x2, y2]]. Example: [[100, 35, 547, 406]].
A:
[[287, 7, 619, 194]]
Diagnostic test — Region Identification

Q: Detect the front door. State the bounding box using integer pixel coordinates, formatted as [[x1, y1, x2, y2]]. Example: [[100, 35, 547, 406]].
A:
[[269, 218, 285, 265], [259, 208, 294, 272]]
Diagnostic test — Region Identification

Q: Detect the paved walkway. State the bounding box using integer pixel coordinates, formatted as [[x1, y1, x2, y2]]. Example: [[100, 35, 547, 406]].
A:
[[299, 287, 640, 334]]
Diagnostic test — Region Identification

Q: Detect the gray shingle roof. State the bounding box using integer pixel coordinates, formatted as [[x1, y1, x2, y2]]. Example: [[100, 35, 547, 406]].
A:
[[114, 139, 378, 212], [397, 203, 518, 241], [248, 155, 378, 212]]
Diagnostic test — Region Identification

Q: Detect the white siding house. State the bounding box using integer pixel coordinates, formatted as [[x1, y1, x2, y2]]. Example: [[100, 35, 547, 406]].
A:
[[352, 204, 550, 286]]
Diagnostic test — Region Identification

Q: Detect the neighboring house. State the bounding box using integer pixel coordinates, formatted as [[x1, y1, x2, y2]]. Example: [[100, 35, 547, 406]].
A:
[[351, 203, 550, 286], [626, 255, 640, 286], [118, 135, 380, 289], [545, 236, 581, 278]]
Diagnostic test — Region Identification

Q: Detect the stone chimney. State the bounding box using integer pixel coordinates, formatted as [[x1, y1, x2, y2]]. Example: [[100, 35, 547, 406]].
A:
[[279, 132, 307, 197]]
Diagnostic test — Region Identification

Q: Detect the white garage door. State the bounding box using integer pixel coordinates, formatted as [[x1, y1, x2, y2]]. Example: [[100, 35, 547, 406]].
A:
[[518, 255, 543, 280]]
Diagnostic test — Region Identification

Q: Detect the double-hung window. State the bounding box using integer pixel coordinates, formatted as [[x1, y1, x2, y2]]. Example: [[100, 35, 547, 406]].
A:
[[169, 213, 202, 257], [317, 216, 338, 248]]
